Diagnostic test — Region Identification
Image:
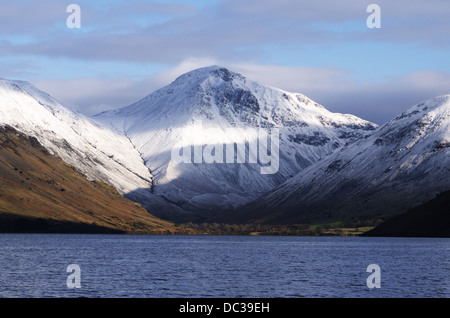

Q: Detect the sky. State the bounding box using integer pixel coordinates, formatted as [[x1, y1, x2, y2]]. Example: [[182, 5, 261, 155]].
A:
[[1, 0, 449, 124]]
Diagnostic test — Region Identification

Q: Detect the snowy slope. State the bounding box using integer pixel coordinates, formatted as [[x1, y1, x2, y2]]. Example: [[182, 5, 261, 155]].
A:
[[0, 78, 179, 213], [95, 66, 377, 215], [228, 95, 450, 224]]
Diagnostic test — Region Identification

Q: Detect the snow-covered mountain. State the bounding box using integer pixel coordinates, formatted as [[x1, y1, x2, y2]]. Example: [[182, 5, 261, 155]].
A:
[[226, 95, 450, 225], [5, 68, 445, 226], [0, 78, 180, 214], [95, 66, 377, 216]]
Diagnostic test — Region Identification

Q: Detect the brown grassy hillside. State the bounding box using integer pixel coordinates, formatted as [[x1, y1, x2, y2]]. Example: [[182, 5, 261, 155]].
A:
[[0, 125, 189, 234]]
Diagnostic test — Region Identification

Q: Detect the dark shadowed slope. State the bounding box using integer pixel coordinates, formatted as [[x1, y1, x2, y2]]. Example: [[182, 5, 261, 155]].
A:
[[363, 190, 450, 238]]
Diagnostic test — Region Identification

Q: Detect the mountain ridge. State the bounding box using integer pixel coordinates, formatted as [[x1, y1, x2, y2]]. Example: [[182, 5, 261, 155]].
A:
[[218, 94, 450, 225], [0, 77, 187, 217]]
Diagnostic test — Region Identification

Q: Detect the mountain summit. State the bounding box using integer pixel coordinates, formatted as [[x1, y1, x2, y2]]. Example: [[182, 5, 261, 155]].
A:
[[95, 66, 377, 218]]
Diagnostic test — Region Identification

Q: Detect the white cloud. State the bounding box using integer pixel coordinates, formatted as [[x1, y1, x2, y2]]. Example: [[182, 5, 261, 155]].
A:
[[31, 77, 142, 115], [30, 60, 450, 125]]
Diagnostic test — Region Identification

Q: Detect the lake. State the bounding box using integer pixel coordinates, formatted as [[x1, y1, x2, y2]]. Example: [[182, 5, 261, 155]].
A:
[[0, 234, 448, 298]]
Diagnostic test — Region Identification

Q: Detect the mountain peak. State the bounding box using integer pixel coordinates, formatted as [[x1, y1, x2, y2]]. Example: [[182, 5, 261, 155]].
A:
[[178, 65, 233, 77], [170, 65, 245, 88], [95, 66, 377, 217]]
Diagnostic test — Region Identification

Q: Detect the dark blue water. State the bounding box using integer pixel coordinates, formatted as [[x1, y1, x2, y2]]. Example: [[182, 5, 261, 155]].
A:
[[0, 234, 448, 298]]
